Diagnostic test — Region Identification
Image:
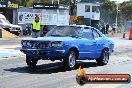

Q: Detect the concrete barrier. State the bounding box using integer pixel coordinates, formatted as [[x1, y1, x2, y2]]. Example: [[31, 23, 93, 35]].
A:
[[2, 29, 18, 38]]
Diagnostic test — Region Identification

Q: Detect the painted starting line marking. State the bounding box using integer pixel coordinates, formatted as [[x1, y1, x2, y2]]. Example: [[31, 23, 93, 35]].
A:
[[0, 55, 25, 60]]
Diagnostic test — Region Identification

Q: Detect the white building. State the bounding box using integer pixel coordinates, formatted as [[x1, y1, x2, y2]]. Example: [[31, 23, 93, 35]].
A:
[[77, 2, 100, 26], [18, 4, 70, 26]]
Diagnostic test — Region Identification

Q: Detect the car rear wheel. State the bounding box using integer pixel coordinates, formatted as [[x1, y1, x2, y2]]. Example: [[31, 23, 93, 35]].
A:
[[63, 50, 77, 70], [26, 56, 38, 68], [96, 49, 109, 66]]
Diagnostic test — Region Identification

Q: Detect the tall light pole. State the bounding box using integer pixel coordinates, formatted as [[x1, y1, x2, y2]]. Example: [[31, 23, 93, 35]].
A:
[[110, 0, 119, 28], [115, 1, 118, 28], [52, 0, 54, 4], [58, 0, 59, 4]]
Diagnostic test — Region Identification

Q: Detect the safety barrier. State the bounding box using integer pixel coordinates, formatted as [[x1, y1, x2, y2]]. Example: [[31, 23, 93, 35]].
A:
[[1, 29, 18, 38], [129, 28, 132, 40]]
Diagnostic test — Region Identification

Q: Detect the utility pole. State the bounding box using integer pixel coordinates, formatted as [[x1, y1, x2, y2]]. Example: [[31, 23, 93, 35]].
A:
[[52, 0, 59, 4], [116, 2, 118, 28], [58, 0, 59, 4], [52, 0, 54, 4], [110, 0, 119, 28]]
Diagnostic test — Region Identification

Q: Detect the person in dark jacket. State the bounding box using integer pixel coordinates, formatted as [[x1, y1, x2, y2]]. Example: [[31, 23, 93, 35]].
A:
[[101, 24, 105, 34], [106, 23, 109, 34]]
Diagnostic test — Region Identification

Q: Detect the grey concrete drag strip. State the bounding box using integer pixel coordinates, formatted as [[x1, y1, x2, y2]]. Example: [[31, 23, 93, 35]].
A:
[[0, 37, 132, 88]]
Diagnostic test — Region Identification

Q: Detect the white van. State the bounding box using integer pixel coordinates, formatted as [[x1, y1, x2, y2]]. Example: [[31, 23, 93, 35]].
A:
[[0, 14, 22, 35]]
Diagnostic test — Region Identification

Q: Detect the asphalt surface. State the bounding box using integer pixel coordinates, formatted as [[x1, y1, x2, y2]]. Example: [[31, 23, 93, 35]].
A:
[[0, 36, 132, 88]]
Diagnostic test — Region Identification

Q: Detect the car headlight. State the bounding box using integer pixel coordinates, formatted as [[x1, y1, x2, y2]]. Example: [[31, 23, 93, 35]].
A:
[[22, 41, 32, 47], [51, 42, 64, 48], [21, 40, 27, 46], [26, 41, 32, 47]]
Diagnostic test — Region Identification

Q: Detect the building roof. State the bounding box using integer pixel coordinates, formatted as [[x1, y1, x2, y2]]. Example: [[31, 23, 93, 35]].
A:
[[77, 2, 101, 6]]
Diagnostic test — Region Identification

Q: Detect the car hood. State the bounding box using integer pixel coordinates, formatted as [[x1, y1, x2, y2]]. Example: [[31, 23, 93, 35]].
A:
[[2, 24, 21, 28], [23, 37, 76, 42], [8, 24, 21, 28]]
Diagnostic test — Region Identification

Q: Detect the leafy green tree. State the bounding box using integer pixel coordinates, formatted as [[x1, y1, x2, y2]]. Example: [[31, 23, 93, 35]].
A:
[[39, 0, 51, 3], [53, 0, 77, 15], [120, 2, 132, 21], [20, 0, 39, 6], [100, 1, 117, 25], [81, 0, 109, 3]]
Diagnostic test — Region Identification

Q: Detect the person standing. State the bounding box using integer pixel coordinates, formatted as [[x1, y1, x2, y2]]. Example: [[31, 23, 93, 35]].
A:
[[31, 16, 42, 38], [106, 23, 109, 34], [101, 23, 105, 34], [112, 23, 116, 34]]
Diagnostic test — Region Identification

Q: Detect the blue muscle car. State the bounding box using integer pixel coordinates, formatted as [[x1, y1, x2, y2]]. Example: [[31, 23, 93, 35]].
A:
[[20, 25, 114, 70]]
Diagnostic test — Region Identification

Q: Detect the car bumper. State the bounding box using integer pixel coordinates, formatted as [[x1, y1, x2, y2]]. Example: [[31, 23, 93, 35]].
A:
[[20, 49, 66, 59], [20, 49, 65, 54]]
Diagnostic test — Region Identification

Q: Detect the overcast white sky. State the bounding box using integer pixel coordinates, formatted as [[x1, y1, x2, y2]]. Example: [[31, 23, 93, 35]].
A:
[[110, 0, 130, 3]]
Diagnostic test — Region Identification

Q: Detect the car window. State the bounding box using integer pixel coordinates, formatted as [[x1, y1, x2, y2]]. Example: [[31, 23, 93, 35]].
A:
[[85, 5, 90, 12], [46, 26, 81, 37], [82, 28, 94, 39], [92, 6, 100, 13], [92, 29, 100, 38]]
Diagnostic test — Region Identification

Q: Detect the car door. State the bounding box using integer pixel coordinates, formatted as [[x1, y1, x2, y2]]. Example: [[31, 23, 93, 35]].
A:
[[79, 27, 96, 59], [91, 28, 104, 58]]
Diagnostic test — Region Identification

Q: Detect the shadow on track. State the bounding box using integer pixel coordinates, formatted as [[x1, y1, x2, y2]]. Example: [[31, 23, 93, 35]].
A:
[[4, 61, 97, 74]]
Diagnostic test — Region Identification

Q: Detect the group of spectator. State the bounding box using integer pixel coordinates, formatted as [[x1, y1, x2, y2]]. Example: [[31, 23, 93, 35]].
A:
[[97, 23, 117, 34]]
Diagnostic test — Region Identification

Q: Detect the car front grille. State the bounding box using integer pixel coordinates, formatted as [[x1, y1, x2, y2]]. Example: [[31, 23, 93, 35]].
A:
[[32, 41, 50, 48], [16, 28, 20, 30]]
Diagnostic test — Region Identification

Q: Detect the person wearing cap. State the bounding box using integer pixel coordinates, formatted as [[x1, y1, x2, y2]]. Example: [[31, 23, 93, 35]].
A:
[[31, 16, 42, 38]]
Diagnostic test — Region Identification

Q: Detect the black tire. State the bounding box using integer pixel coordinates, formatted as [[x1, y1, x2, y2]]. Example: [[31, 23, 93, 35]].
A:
[[96, 49, 109, 66], [63, 50, 77, 70], [26, 56, 38, 68]]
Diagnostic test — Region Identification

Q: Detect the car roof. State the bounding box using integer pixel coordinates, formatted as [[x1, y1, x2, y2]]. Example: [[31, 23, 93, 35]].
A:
[[56, 24, 92, 28]]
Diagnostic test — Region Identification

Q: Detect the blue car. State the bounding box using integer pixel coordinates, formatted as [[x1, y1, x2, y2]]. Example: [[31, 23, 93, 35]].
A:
[[20, 25, 114, 70]]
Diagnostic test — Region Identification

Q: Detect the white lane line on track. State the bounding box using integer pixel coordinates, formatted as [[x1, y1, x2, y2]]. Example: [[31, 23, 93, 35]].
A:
[[0, 55, 25, 60]]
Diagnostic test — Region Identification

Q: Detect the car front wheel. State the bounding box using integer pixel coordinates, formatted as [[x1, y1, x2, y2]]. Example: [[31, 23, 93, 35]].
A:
[[63, 50, 77, 70], [96, 49, 109, 66], [26, 56, 38, 68]]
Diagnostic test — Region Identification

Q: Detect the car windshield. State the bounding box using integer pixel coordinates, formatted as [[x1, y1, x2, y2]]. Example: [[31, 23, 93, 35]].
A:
[[0, 18, 11, 24], [46, 26, 81, 37]]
